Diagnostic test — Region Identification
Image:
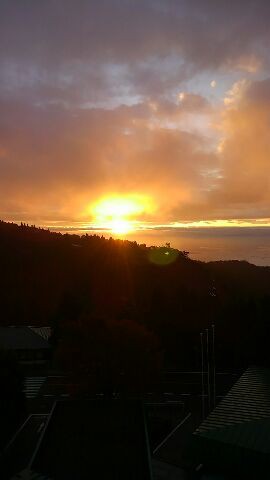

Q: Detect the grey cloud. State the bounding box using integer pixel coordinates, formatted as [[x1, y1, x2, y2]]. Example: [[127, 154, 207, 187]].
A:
[[1, 0, 270, 95], [0, 0, 269, 131]]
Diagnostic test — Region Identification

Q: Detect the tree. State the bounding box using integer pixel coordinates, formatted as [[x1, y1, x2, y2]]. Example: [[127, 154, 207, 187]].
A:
[[56, 316, 163, 396]]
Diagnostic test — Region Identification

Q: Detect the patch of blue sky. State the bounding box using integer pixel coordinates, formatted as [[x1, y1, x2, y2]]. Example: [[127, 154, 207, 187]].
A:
[[183, 69, 264, 105]]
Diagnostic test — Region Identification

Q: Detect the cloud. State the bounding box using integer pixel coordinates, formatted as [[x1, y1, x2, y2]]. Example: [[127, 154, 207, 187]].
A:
[[223, 79, 249, 106], [1, 75, 270, 225], [1, 1, 270, 226], [1, 0, 270, 106], [0, 95, 216, 222], [208, 78, 270, 219], [177, 92, 210, 111]]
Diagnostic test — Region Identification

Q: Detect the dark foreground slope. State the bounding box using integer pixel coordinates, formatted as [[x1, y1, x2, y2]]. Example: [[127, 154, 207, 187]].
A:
[[1, 220, 270, 369]]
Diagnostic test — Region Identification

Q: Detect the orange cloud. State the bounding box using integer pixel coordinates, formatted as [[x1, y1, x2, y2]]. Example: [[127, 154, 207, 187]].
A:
[[1, 1, 270, 228]]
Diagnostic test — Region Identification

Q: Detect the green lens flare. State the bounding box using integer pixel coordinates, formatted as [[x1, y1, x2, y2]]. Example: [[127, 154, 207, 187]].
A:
[[148, 247, 179, 266]]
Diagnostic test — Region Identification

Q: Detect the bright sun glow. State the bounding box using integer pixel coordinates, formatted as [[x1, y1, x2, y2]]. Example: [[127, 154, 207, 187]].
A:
[[110, 219, 131, 234], [91, 194, 152, 234]]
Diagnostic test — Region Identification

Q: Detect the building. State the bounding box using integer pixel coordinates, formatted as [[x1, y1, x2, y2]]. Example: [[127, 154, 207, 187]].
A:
[[187, 366, 270, 479], [0, 327, 51, 365]]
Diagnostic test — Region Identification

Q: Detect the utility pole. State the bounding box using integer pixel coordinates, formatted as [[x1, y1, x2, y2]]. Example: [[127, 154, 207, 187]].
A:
[[206, 328, 211, 412], [200, 332, 205, 420], [212, 324, 216, 408]]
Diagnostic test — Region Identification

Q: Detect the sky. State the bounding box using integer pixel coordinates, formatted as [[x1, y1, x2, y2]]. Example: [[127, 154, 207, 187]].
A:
[[1, 0, 270, 231]]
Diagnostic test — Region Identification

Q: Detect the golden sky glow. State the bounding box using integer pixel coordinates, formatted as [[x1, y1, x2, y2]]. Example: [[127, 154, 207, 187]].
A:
[[90, 195, 154, 234], [1, 1, 270, 233]]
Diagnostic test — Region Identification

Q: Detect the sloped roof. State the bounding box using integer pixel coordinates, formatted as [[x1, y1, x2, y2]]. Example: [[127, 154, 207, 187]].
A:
[[0, 327, 50, 350], [31, 399, 153, 479], [199, 416, 270, 454], [189, 366, 270, 478], [29, 327, 52, 341], [196, 367, 270, 435]]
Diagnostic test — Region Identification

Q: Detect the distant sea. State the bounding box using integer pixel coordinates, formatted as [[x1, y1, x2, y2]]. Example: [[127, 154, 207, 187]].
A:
[[58, 226, 270, 267]]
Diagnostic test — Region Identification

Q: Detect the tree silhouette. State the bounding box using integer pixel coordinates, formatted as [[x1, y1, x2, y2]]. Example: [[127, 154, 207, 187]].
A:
[[56, 316, 163, 396]]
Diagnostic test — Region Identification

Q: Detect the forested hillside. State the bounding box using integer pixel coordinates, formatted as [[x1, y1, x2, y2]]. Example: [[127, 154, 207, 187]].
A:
[[1, 220, 270, 370]]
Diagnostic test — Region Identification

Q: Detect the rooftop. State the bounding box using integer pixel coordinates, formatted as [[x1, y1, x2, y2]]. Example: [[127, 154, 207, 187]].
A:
[[31, 399, 153, 479], [0, 327, 50, 351], [189, 366, 270, 478]]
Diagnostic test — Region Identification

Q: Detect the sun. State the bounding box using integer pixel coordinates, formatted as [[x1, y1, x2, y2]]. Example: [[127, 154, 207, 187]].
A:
[[110, 219, 131, 234], [91, 194, 152, 235]]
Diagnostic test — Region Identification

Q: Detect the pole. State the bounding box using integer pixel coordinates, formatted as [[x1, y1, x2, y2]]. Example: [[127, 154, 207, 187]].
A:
[[206, 328, 211, 411], [212, 324, 216, 408], [200, 332, 205, 420]]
